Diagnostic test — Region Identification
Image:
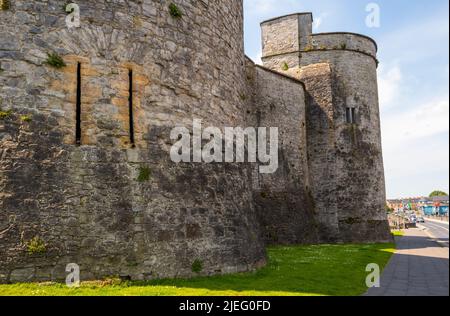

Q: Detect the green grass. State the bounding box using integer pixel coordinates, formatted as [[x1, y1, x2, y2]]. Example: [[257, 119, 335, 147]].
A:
[[392, 230, 405, 237], [0, 243, 394, 296]]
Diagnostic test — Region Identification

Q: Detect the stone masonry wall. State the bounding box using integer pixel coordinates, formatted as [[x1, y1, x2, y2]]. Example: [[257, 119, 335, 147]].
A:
[[298, 63, 339, 242], [0, 0, 266, 283], [299, 49, 391, 242], [1, 4, 394, 284], [245, 58, 318, 245], [260, 13, 392, 243]]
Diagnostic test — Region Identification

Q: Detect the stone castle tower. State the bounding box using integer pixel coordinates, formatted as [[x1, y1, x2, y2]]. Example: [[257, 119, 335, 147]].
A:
[[0, 1, 391, 283], [256, 13, 390, 243]]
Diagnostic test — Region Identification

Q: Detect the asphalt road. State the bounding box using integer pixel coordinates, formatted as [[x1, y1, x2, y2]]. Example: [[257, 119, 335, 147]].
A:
[[420, 220, 449, 248]]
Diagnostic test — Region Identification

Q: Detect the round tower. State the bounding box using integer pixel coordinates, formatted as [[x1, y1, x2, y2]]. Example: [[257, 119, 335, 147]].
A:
[[261, 13, 391, 243], [300, 33, 391, 242], [0, 0, 265, 283]]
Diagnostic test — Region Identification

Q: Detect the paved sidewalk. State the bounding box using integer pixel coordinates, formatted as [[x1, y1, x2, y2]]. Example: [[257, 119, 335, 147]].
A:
[[366, 228, 449, 296]]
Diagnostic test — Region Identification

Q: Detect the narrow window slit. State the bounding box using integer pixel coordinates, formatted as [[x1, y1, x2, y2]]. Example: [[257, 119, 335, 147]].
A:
[[76, 62, 82, 145], [346, 107, 351, 124], [129, 69, 135, 147], [346, 107, 356, 124]]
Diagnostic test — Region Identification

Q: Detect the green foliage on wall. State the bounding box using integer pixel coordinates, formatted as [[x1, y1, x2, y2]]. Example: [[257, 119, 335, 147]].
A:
[[26, 237, 47, 255], [46, 52, 66, 69], [1, 0, 11, 11], [191, 259, 203, 273], [303, 45, 314, 52], [281, 62, 289, 71], [20, 114, 32, 122], [0, 108, 12, 120], [137, 166, 151, 182], [169, 3, 183, 18]]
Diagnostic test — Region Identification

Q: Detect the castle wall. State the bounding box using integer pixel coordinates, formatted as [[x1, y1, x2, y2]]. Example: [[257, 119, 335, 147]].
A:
[[298, 63, 340, 242], [0, 5, 394, 284], [299, 48, 391, 242], [245, 59, 318, 245], [0, 0, 266, 283], [260, 14, 392, 243]]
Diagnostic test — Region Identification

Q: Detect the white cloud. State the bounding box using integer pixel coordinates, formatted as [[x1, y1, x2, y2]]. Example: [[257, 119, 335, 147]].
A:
[[377, 64, 403, 110], [381, 95, 449, 198], [313, 12, 330, 31], [376, 11, 449, 197], [382, 96, 449, 147]]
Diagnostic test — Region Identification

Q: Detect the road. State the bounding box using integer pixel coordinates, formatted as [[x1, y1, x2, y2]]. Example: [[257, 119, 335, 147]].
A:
[[420, 220, 449, 248]]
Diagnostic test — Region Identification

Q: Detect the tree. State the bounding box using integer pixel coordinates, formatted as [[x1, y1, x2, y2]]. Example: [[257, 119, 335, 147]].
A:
[[429, 190, 449, 198]]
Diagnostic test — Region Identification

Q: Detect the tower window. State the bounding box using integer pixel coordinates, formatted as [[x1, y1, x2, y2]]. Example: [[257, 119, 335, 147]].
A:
[[346, 107, 356, 124], [76, 62, 82, 145]]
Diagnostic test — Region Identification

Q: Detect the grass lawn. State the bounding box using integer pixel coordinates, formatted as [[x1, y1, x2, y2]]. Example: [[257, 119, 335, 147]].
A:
[[392, 230, 405, 237], [0, 243, 395, 296]]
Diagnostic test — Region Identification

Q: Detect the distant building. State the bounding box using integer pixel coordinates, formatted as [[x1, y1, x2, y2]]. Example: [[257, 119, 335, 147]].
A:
[[387, 196, 449, 216], [419, 196, 449, 216]]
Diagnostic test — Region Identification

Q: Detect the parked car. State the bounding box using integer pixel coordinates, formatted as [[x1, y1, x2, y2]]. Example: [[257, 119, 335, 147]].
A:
[[416, 216, 425, 223]]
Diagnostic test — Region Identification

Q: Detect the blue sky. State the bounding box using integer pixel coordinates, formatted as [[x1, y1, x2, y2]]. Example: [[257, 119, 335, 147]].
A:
[[243, 0, 450, 199]]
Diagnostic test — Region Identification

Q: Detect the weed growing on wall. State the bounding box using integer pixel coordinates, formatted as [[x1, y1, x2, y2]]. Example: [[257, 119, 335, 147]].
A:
[[137, 166, 151, 182], [26, 237, 46, 255], [169, 3, 183, 18], [46, 53, 66, 69]]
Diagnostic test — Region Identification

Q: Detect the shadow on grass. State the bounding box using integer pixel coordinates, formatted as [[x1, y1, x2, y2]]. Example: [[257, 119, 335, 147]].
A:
[[133, 243, 395, 296]]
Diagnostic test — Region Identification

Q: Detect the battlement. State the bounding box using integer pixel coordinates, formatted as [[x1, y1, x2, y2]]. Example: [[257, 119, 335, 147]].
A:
[[261, 13, 378, 65], [261, 13, 313, 58]]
